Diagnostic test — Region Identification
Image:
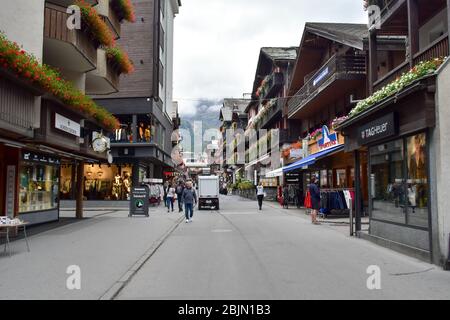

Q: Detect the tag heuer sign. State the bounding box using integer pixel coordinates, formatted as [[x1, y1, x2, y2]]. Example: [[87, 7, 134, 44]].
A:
[[55, 113, 80, 137], [358, 113, 397, 145]]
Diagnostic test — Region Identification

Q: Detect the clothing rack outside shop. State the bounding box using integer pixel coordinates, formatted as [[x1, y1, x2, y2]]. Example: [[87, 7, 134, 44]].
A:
[[319, 188, 355, 236]]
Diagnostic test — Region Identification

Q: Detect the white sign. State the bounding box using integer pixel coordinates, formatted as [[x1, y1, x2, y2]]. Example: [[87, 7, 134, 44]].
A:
[[290, 148, 304, 159], [55, 113, 80, 137]]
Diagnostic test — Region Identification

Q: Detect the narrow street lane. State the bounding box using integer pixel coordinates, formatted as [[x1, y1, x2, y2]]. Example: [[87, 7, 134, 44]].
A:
[[117, 195, 450, 300]]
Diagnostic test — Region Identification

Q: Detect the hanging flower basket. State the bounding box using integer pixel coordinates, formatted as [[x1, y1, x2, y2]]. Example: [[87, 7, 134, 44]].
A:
[[76, 0, 116, 48], [110, 0, 136, 23], [106, 47, 135, 75]]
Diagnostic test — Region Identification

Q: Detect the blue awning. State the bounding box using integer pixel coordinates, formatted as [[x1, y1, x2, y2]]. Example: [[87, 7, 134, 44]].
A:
[[283, 144, 344, 173]]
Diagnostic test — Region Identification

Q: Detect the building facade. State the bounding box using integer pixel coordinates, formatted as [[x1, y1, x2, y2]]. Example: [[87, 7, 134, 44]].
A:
[[94, 0, 181, 199], [337, 0, 449, 267], [0, 0, 133, 223]]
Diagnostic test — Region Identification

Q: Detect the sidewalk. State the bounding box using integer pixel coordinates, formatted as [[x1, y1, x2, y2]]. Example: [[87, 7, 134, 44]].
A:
[[258, 198, 370, 236], [0, 205, 183, 300]]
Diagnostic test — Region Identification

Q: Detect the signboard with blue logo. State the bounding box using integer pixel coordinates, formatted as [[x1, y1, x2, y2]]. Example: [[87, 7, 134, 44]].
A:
[[317, 126, 339, 151]]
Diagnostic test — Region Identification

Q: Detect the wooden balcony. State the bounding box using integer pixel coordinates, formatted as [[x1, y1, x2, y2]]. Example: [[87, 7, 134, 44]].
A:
[[373, 34, 449, 91], [259, 98, 284, 130], [288, 54, 366, 119], [85, 49, 120, 95], [43, 3, 97, 73], [261, 72, 284, 101]]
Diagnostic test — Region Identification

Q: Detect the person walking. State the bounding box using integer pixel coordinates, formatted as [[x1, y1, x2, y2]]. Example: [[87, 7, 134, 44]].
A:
[[309, 176, 321, 225], [163, 182, 169, 209], [176, 182, 185, 212], [256, 182, 265, 210], [182, 181, 197, 223], [282, 185, 290, 209], [166, 184, 176, 213]]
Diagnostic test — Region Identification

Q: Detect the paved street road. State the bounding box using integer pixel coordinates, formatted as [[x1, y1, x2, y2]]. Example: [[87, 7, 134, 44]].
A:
[[117, 195, 450, 300], [1, 195, 449, 300]]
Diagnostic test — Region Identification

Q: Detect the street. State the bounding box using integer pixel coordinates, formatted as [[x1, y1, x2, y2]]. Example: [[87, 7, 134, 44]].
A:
[[1, 195, 449, 300]]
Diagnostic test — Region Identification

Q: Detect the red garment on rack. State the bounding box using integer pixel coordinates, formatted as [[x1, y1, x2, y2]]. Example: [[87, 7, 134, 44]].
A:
[[304, 190, 312, 209]]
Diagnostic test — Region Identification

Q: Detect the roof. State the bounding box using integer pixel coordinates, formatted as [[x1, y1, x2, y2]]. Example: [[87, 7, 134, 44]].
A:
[[304, 23, 368, 50], [220, 99, 250, 122], [261, 47, 298, 61]]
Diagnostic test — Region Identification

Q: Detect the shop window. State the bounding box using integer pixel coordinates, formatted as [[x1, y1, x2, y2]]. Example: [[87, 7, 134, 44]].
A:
[[19, 163, 59, 213], [369, 134, 429, 228], [370, 139, 406, 224], [336, 169, 347, 188], [111, 115, 133, 143], [82, 164, 133, 201], [406, 133, 429, 228]]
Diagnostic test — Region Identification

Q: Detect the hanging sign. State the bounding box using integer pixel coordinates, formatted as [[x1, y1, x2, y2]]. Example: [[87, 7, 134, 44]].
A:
[[358, 113, 397, 145], [318, 126, 339, 151]]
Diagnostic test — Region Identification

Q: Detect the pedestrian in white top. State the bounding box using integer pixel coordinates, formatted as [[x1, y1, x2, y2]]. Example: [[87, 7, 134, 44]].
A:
[[256, 182, 265, 210], [166, 184, 176, 212]]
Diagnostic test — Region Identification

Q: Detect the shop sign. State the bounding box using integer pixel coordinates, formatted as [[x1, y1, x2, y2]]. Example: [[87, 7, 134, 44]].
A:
[[129, 186, 150, 217], [55, 113, 80, 137], [22, 151, 60, 165], [313, 67, 329, 86], [318, 126, 339, 151], [285, 172, 301, 184], [358, 113, 397, 145]]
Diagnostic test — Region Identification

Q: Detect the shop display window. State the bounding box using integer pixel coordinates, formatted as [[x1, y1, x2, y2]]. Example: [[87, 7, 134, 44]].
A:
[[83, 164, 133, 200], [369, 134, 429, 228], [406, 133, 429, 228], [19, 162, 59, 213], [336, 169, 347, 188], [110, 114, 161, 145]]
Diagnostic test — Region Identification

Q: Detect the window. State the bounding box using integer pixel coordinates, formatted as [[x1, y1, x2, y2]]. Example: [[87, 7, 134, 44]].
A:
[[369, 133, 429, 228], [370, 139, 406, 224], [160, 0, 165, 17], [19, 163, 59, 213], [159, 61, 164, 87], [406, 133, 428, 228], [159, 24, 165, 52]]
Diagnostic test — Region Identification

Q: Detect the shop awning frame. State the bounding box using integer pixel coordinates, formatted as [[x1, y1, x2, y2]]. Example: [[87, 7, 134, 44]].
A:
[[265, 168, 283, 178], [283, 144, 344, 173]]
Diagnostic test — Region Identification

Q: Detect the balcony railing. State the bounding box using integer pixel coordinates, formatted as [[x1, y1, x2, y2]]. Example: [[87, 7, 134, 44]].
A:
[[261, 72, 284, 101], [44, 3, 97, 71], [259, 98, 284, 129], [367, 0, 404, 28], [374, 34, 449, 91], [288, 54, 366, 117]]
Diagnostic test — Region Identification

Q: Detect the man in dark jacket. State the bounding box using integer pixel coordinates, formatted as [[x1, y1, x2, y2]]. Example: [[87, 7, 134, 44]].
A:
[[182, 181, 197, 223], [176, 182, 185, 212]]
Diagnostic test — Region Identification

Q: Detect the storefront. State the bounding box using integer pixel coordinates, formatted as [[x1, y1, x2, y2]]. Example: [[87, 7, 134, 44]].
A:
[[15, 150, 60, 225], [60, 163, 134, 201], [337, 77, 437, 260]]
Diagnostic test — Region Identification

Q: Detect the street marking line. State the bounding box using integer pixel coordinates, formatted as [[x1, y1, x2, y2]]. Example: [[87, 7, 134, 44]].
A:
[[98, 216, 184, 300]]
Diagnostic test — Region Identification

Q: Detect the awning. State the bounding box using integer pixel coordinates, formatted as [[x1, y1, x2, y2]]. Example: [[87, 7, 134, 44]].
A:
[[265, 168, 283, 178], [283, 144, 344, 173]]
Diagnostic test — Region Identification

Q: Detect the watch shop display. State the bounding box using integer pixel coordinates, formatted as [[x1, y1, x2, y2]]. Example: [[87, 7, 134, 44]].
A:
[[19, 161, 59, 213]]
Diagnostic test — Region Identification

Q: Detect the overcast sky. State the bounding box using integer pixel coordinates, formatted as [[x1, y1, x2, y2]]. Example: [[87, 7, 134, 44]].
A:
[[173, 0, 367, 116]]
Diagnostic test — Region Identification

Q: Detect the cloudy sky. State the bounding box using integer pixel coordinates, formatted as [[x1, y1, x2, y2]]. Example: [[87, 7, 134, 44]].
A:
[[173, 0, 367, 116]]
